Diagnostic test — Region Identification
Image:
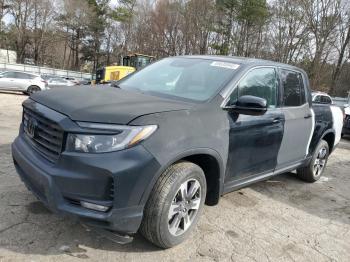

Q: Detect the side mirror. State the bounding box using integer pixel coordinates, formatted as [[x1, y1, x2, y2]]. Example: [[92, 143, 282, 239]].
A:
[[225, 95, 267, 116]]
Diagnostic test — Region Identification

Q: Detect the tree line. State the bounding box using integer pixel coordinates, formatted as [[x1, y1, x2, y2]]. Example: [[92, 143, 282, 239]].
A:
[[0, 0, 349, 96]]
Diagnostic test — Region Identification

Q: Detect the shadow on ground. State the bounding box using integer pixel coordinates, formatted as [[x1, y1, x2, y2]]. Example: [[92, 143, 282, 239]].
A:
[[249, 141, 350, 226], [0, 91, 27, 96], [251, 170, 350, 224]]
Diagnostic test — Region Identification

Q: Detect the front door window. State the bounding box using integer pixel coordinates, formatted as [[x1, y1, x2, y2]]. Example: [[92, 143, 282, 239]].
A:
[[228, 67, 277, 108]]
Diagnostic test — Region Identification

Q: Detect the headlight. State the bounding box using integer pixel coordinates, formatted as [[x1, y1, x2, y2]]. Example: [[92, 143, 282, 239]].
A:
[[66, 123, 157, 153]]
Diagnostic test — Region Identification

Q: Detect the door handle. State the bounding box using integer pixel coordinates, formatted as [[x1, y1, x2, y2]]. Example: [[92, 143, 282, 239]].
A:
[[304, 114, 312, 119], [272, 118, 282, 123]]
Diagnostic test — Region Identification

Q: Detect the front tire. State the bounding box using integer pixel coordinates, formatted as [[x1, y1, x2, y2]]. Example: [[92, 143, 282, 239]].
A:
[[297, 140, 329, 182], [140, 161, 207, 249]]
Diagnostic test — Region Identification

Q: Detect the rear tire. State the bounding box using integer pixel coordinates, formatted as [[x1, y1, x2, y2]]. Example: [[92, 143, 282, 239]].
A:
[[27, 85, 41, 95], [297, 140, 329, 182], [140, 161, 206, 249]]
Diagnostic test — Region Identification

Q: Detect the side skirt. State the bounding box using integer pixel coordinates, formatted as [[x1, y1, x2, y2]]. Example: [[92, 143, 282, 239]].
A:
[[222, 159, 309, 195]]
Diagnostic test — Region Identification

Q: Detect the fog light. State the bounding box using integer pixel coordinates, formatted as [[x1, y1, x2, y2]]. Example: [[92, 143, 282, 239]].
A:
[[80, 201, 109, 212]]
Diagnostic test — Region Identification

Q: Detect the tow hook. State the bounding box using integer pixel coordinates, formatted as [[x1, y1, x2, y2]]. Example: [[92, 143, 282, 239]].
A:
[[83, 225, 133, 244]]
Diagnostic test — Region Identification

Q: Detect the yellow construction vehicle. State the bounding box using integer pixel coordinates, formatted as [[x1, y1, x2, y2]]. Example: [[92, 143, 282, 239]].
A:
[[96, 53, 155, 84]]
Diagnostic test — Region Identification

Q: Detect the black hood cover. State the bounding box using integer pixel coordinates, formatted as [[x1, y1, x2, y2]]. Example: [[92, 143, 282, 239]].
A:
[[30, 86, 193, 124]]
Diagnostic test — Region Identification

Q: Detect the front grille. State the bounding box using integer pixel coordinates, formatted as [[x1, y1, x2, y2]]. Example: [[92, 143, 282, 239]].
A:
[[109, 180, 115, 199], [23, 107, 64, 162]]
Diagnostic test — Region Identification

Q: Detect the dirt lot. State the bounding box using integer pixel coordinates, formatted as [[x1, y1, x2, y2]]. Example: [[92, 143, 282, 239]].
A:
[[0, 92, 350, 262]]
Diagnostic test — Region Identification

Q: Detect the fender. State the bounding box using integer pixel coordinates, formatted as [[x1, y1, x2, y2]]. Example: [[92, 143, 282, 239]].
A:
[[329, 105, 343, 146], [138, 147, 225, 206], [309, 103, 342, 155], [308, 128, 336, 158], [320, 128, 336, 152], [320, 128, 335, 139]]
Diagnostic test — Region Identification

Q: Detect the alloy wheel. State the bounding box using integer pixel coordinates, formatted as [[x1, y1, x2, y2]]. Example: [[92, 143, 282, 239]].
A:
[[168, 179, 201, 236], [313, 146, 327, 177], [28, 86, 40, 95]]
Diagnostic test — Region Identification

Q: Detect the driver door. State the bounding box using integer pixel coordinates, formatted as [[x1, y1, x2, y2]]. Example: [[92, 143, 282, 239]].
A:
[[224, 67, 284, 184]]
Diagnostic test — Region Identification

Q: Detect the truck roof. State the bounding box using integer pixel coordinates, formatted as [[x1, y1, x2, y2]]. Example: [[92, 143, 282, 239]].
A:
[[178, 55, 305, 73]]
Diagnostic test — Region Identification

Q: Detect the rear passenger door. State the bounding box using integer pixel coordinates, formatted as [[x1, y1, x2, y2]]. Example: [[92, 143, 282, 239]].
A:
[[276, 69, 313, 169]]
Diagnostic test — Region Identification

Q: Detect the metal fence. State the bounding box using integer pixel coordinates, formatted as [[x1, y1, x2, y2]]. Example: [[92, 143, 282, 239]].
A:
[[332, 96, 349, 108], [0, 63, 92, 79]]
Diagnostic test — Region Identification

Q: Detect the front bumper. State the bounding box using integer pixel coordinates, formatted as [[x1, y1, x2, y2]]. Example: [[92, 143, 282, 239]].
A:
[[12, 134, 161, 235]]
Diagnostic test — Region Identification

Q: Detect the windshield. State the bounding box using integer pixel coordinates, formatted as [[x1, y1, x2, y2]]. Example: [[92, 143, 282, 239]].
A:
[[118, 58, 240, 102]]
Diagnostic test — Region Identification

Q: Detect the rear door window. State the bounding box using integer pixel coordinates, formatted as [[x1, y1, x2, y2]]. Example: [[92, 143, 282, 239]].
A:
[[15, 73, 24, 79], [280, 69, 306, 107], [14, 72, 34, 79]]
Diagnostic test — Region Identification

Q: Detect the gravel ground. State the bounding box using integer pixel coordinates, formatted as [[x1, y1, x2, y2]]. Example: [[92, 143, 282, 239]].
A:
[[0, 92, 350, 262]]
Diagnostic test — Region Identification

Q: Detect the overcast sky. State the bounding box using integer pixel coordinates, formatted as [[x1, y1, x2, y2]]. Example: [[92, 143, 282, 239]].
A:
[[2, 0, 120, 24]]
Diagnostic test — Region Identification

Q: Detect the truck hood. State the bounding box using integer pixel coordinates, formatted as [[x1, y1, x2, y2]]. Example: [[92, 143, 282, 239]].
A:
[[30, 86, 193, 124]]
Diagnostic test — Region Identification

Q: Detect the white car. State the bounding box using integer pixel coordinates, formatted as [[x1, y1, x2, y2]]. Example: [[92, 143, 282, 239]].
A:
[[64, 77, 81, 84], [0, 71, 48, 95], [312, 91, 333, 104], [48, 78, 77, 89]]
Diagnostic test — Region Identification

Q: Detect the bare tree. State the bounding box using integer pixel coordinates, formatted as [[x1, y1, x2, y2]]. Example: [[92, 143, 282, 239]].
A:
[[330, 7, 350, 94], [301, 0, 341, 88], [1, 0, 349, 96], [7, 0, 34, 63], [58, 0, 94, 70], [269, 0, 308, 63]]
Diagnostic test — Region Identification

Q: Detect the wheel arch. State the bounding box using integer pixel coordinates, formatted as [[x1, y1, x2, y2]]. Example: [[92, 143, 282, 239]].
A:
[[27, 84, 41, 89], [139, 148, 225, 207], [321, 129, 335, 153]]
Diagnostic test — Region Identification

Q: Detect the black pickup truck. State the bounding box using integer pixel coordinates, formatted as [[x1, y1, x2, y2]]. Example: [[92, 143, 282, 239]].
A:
[[12, 56, 343, 248]]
